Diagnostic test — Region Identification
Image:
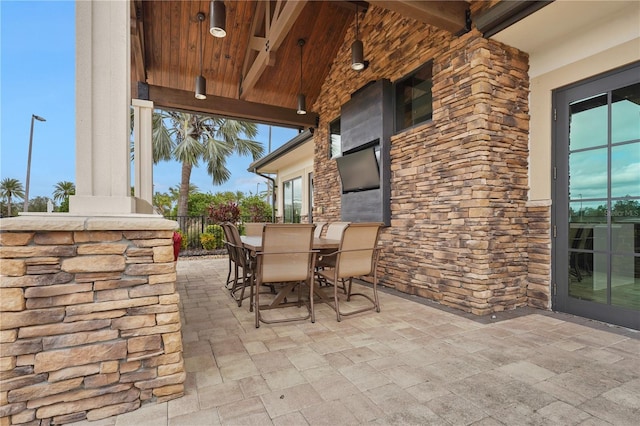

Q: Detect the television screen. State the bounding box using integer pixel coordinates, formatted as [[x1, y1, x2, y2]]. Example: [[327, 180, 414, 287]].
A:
[[336, 146, 380, 193]]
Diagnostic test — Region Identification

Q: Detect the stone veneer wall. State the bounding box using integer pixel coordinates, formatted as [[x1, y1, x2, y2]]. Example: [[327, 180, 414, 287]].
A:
[[525, 202, 552, 310], [313, 5, 539, 315], [0, 215, 184, 425]]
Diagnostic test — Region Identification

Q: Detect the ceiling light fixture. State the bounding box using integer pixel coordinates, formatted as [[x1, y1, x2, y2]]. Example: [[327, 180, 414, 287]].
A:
[[209, 0, 226, 38], [296, 39, 306, 115], [351, 5, 365, 71], [195, 12, 207, 100]]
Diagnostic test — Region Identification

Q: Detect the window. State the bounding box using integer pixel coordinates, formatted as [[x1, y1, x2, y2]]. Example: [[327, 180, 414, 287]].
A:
[[283, 177, 302, 223], [329, 117, 341, 159], [395, 61, 433, 132]]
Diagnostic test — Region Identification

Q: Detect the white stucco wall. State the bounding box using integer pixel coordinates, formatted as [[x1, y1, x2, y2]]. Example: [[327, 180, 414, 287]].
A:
[[525, 2, 640, 202], [276, 158, 314, 221]]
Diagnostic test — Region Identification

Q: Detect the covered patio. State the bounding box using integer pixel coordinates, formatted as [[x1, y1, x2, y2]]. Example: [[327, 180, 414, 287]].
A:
[[70, 257, 639, 426]]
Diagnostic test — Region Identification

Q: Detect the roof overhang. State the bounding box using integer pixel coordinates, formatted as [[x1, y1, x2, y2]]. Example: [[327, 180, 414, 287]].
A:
[[248, 129, 314, 174], [481, 0, 637, 56]]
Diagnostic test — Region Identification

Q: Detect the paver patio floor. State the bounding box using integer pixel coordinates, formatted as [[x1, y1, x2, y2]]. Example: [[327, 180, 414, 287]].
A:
[[73, 257, 639, 426]]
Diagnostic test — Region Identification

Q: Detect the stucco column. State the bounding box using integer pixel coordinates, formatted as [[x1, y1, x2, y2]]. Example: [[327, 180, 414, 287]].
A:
[[70, 0, 135, 214], [132, 99, 154, 210]]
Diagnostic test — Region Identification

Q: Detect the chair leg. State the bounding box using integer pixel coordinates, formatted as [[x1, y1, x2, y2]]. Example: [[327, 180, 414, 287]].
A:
[[373, 271, 380, 313], [310, 277, 315, 323], [249, 272, 254, 312], [236, 270, 251, 308], [254, 277, 260, 328], [333, 271, 341, 322], [225, 258, 233, 289], [346, 278, 353, 301]]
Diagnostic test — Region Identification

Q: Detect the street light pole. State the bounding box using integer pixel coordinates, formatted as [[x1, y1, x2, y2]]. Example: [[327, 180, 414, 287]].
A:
[[23, 114, 46, 212]]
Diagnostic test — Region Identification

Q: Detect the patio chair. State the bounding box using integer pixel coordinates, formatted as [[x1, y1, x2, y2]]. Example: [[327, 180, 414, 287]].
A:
[[252, 224, 317, 328], [221, 222, 236, 290], [223, 222, 254, 308], [324, 221, 350, 240], [313, 222, 327, 238], [317, 221, 350, 292], [243, 222, 265, 237], [315, 222, 383, 321]]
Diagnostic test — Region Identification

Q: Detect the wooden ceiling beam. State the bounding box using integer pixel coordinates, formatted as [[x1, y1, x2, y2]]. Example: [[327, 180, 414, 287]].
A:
[[239, 0, 308, 99], [369, 1, 469, 34], [144, 84, 318, 129], [130, 0, 146, 83]]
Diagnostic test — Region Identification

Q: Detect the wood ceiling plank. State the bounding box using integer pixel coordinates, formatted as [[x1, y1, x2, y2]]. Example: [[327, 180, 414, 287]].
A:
[[215, 0, 246, 99], [225, 1, 255, 99], [143, 1, 163, 87], [168, 1, 183, 92], [185, 2, 201, 98], [130, 0, 146, 83]]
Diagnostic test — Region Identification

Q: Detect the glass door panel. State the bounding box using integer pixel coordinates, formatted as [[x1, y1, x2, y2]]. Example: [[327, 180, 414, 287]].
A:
[[612, 83, 640, 143], [569, 94, 607, 150], [611, 142, 640, 198], [569, 149, 608, 199], [554, 64, 639, 329]]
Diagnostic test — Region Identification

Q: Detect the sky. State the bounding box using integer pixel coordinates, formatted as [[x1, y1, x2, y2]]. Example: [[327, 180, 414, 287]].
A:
[[0, 1, 299, 203]]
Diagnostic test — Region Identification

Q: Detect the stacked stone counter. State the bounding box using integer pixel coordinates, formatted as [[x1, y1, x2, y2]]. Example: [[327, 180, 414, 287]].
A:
[[0, 215, 184, 425]]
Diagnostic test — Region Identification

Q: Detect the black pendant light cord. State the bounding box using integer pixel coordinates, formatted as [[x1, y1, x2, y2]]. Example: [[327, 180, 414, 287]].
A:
[[355, 5, 359, 39], [199, 14, 204, 77], [299, 39, 304, 93]]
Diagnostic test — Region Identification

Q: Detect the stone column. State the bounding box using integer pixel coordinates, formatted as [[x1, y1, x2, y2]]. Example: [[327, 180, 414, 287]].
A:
[[70, 0, 135, 214]]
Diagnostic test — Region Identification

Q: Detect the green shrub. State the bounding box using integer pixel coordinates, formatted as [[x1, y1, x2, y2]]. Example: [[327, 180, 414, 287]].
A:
[[240, 195, 272, 222], [200, 224, 224, 250]]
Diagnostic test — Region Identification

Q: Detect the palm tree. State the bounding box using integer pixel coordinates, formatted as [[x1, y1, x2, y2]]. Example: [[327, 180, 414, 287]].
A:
[[152, 111, 262, 217], [0, 178, 25, 217], [167, 184, 198, 216], [53, 181, 76, 203]]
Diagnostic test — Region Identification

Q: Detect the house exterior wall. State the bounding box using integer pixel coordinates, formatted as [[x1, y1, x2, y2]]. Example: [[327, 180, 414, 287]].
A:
[[313, 6, 534, 314], [274, 158, 314, 223]]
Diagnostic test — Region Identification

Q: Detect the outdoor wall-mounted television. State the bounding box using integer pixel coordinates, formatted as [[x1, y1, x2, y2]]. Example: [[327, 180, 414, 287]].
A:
[[336, 145, 380, 193]]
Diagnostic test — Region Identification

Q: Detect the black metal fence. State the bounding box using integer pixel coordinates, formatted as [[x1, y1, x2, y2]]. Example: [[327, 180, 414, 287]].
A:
[[165, 215, 266, 249], [164, 215, 215, 249]]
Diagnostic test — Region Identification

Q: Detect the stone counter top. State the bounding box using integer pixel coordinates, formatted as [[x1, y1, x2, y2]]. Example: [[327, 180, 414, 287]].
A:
[[1, 214, 178, 232]]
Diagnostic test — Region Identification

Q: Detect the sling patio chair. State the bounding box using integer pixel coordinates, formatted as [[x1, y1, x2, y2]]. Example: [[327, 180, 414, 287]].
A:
[[243, 222, 266, 237], [315, 222, 383, 321], [251, 223, 318, 328], [221, 222, 236, 290], [316, 221, 350, 292], [313, 222, 327, 238], [222, 222, 254, 308]]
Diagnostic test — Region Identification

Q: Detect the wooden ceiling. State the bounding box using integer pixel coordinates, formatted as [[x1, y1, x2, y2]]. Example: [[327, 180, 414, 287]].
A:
[[131, 0, 470, 129]]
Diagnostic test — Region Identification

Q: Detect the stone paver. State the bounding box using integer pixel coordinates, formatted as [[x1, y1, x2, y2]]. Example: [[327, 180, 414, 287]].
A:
[[70, 257, 639, 426]]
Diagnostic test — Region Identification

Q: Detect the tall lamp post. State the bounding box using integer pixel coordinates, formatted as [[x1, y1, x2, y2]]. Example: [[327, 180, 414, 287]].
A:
[[23, 114, 46, 212]]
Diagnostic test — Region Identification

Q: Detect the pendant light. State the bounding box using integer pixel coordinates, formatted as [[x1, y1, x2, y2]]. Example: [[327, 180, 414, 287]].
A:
[[209, 0, 226, 38], [351, 6, 365, 71], [195, 12, 207, 100], [296, 39, 306, 115]]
